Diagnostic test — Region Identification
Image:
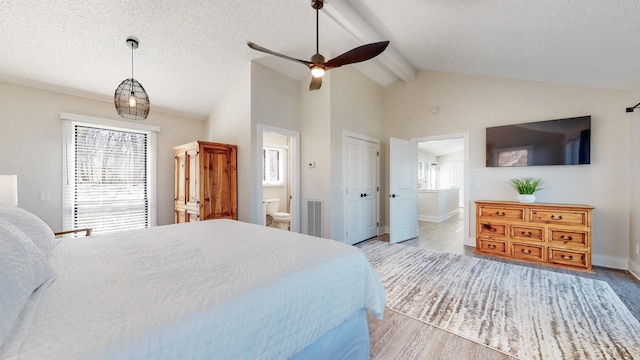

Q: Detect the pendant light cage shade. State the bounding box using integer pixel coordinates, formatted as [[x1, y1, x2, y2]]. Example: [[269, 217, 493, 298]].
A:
[[114, 78, 150, 120]]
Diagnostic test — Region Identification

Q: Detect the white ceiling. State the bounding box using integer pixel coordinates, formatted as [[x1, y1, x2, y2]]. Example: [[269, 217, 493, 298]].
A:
[[418, 138, 464, 158], [1, 0, 639, 120]]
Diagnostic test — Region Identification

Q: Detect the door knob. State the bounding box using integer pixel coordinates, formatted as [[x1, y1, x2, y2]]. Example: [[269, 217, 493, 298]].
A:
[[360, 193, 364, 197], [389, 194, 399, 198]]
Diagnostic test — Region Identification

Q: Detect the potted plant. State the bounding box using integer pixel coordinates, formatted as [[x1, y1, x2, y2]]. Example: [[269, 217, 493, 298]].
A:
[[509, 177, 545, 203]]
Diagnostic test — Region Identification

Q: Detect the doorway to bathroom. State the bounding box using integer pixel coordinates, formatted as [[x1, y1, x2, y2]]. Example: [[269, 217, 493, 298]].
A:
[[256, 124, 300, 233]]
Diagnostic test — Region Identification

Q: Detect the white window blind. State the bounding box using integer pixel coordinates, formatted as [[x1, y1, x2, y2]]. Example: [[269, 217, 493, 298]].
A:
[[263, 147, 284, 186], [62, 114, 158, 235]]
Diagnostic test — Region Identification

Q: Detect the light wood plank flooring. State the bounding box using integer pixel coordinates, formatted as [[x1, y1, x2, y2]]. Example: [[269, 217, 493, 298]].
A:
[[364, 210, 640, 359]]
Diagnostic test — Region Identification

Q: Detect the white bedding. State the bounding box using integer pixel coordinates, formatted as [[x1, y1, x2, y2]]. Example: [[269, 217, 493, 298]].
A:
[[0, 219, 385, 360]]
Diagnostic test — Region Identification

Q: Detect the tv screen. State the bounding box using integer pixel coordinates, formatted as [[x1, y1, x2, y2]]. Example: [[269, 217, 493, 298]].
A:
[[486, 116, 591, 167]]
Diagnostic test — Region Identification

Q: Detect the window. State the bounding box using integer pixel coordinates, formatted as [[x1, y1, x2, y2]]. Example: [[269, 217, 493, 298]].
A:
[[62, 114, 158, 235], [263, 146, 284, 186]]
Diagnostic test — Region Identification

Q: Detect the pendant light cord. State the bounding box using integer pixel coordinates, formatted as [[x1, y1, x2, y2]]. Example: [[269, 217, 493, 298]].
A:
[[131, 43, 134, 80], [316, 7, 319, 54]]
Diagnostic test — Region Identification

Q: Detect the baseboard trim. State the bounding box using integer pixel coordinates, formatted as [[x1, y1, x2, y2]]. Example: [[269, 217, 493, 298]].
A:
[[629, 258, 640, 280], [591, 254, 629, 270], [418, 209, 459, 223]]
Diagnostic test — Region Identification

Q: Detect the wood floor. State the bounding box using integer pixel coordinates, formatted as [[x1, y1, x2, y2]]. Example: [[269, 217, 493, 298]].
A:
[[363, 210, 640, 359]]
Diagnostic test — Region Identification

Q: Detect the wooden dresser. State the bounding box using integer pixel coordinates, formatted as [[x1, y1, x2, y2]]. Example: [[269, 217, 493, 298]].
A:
[[173, 141, 237, 223], [475, 200, 594, 272]]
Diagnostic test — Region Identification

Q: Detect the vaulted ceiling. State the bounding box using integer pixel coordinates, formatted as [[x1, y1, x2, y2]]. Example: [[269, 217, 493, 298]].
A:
[[1, 0, 638, 120]]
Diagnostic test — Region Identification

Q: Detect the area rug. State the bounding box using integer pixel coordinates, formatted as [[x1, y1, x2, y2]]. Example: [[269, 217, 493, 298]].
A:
[[360, 240, 640, 360]]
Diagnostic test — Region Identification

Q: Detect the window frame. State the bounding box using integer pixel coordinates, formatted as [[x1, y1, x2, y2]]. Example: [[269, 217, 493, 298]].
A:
[[263, 145, 286, 187], [61, 113, 159, 235]]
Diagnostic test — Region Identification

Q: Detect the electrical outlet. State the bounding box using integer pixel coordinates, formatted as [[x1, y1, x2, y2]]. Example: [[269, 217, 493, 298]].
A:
[[40, 191, 50, 201]]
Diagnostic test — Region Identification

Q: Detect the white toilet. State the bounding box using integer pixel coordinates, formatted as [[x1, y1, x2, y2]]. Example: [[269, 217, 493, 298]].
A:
[[264, 198, 290, 231]]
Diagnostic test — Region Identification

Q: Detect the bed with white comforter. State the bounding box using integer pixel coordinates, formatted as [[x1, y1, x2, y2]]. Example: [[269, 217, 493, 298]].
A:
[[0, 206, 385, 360]]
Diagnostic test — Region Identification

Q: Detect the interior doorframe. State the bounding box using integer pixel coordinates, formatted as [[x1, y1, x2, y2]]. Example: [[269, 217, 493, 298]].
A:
[[412, 131, 472, 246], [256, 123, 301, 233], [343, 130, 380, 243]]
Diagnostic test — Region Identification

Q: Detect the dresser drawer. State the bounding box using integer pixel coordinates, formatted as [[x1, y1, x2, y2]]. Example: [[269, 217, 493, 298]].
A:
[[477, 222, 508, 238], [511, 225, 544, 242], [548, 229, 588, 247], [530, 209, 588, 226], [478, 239, 507, 254], [548, 248, 588, 268], [478, 206, 525, 221], [510, 243, 544, 261]]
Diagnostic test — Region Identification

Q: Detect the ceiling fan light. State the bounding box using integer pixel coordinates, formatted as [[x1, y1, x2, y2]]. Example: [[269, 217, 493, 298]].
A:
[[311, 66, 325, 78]]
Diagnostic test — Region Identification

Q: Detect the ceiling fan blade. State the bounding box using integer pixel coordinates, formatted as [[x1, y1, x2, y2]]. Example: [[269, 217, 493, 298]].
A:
[[309, 76, 322, 91], [323, 41, 390, 68], [247, 41, 313, 67]]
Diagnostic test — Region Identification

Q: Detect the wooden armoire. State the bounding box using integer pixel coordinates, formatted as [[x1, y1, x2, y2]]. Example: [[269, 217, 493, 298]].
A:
[[173, 141, 237, 223]]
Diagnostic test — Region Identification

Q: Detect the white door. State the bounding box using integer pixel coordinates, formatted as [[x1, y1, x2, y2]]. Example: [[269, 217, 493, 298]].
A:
[[345, 136, 378, 245], [389, 137, 418, 243]]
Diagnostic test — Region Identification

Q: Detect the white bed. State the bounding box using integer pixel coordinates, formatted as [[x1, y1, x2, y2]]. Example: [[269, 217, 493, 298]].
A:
[[0, 205, 385, 360]]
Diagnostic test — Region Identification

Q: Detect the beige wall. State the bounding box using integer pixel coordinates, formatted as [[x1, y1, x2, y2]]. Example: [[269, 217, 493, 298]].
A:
[[0, 81, 205, 229], [385, 71, 635, 268]]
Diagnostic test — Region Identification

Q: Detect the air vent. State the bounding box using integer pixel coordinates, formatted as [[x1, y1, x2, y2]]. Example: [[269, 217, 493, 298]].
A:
[[306, 199, 323, 237]]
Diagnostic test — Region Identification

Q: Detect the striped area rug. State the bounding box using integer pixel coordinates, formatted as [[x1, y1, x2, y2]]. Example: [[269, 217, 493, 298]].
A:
[[360, 240, 640, 360]]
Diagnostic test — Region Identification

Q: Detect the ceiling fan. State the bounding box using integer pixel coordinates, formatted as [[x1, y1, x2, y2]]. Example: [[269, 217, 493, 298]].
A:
[[247, 0, 389, 91]]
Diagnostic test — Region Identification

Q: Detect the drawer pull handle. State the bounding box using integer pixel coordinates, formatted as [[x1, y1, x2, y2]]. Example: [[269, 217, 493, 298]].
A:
[[561, 254, 573, 260], [560, 235, 573, 241], [495, 211, 505, 216], [551, 214, 563, 220], [487, 244, 497, 249], [521, 249, 532, 254], [521, 231, 532, 236]]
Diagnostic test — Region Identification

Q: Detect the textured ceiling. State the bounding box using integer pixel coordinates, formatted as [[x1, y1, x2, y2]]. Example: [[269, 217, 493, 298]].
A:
[[1, 1, 639, 120]]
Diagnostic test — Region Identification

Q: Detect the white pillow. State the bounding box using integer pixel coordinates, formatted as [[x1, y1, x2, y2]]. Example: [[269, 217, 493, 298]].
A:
[[0, 219, 53, 347], [0, 204, 55, 258]]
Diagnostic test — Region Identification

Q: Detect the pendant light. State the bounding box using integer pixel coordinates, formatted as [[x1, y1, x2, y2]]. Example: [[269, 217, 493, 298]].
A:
[[114, 37, 150, 120]]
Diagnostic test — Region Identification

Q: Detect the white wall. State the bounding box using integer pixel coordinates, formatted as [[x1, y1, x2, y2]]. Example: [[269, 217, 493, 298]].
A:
[[206, 63, 252, 222], [385, 71, 634, 269], [250, 63, 300, 224], [0, 81, 205, 229], [299, 74, 332, 237], [630, 110, 640, 278], [329, 67, 385, 241], [207, 62, 299, 224]]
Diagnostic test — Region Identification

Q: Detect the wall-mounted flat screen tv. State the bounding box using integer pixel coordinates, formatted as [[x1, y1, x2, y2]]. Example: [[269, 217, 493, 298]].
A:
[[486, 115, 591, 167]]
